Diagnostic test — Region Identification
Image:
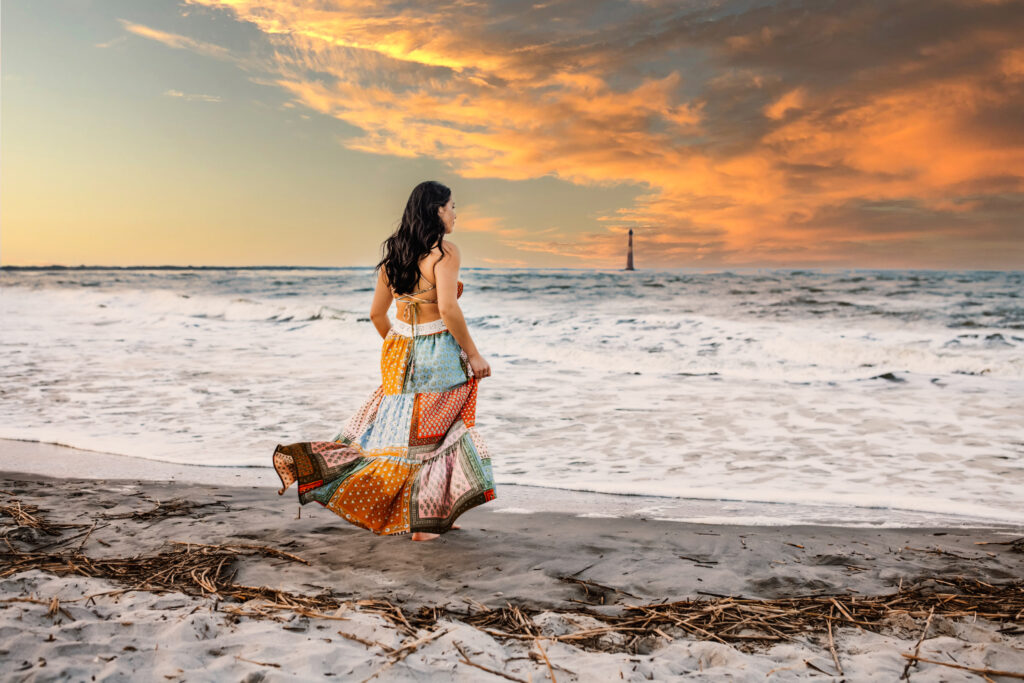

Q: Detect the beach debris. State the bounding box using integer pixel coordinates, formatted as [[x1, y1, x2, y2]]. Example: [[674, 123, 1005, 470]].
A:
[[5, 531, 1020, 659], [167, 540, 311, 566], [29, 523, 112, 553], [803, 659, 837, 676], [900, 545, 988, 561], [557, 576, 640, 603], [453, 640, 527, 682], [974, 536, 1024, 546], [870, 371, 906, 382], [0, 498, 88, 542], [900, 605, 934, 680], [101, 497, 229, 523], [335, 629, 394, 653], [2, 497, 1023, 680], [975, 536, 1024, 553], [357, 599, 421, 637], [234, 655, 280, 668], [360, 626, 450, 683], [0, 594, 74, 622], [826, 605, 843, 676], [532, 636, 557, 682], [0, 499, 60, 534], [899, 653, 1024, 680], [0, 539, 323, 612]]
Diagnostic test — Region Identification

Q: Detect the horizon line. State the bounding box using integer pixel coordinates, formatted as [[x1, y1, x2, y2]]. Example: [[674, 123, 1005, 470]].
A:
[[2, 264, 1021, 274]]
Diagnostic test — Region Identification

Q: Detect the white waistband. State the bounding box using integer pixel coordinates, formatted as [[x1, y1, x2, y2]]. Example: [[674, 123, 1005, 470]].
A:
[[390, 317, 448, 337]]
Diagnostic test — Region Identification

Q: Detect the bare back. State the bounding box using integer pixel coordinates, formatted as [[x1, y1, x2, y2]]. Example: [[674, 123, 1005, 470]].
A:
[[393, 248, 444, 325]]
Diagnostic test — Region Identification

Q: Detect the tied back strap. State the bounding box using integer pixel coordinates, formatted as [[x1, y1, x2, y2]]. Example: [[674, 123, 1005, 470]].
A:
[[394, 284, 436, 384]]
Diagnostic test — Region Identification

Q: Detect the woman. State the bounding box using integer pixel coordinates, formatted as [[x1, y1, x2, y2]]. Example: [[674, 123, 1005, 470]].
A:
[[271, 180, 495, 541]]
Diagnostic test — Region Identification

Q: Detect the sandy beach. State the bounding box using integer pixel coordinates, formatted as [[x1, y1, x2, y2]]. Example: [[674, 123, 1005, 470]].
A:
[[2, 441, 1023, 681]]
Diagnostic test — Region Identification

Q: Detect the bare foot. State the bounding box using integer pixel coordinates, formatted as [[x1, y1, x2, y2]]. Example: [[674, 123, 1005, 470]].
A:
[[411, 525, 460, 540]]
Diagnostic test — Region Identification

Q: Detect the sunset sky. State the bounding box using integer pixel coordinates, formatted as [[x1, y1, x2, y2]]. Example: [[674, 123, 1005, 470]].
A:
[[2, 0, 1022, 269]]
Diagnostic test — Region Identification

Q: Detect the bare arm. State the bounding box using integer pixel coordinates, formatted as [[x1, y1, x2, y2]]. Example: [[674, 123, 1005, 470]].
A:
[[434, 242, 481, 357], [369, 267, 394, 339]]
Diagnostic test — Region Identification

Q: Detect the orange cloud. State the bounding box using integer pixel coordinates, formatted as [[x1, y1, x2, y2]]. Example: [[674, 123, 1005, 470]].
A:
[[764, 87, 807, 120], [453, 206, 526, 238], [131, 0, 1024, 267]]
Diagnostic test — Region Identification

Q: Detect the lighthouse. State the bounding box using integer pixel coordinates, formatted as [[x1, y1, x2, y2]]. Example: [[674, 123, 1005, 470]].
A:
[[625, 228, 635, 270]]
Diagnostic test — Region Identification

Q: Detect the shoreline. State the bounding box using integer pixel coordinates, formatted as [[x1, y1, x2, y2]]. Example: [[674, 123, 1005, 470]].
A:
[[3, 438, 1021, 531], [2, 466, 1023, 680]]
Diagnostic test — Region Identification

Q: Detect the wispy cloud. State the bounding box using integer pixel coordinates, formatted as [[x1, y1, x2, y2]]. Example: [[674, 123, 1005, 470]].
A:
[[163, 89, 223, 102], [128, 0, 1024, 267], [118, 19, 232, 60], [95, 35, 128, 49], [481, 256, 528, 267], [453, 206, 526, 239]]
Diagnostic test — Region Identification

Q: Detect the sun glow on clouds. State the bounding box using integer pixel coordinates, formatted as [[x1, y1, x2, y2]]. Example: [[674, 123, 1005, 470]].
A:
[[128, 0, 1024, 267]]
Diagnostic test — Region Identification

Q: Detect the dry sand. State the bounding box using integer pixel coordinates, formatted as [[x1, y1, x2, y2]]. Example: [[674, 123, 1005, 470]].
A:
[[1, 444, 1023, 681]]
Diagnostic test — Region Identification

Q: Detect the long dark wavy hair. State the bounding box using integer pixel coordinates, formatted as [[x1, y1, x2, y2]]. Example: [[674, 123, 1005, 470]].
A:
[[376, 180, 451, 294]]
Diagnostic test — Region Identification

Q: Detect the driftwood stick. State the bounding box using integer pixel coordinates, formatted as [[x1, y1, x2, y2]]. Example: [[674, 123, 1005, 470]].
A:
[[292, 607, 350, 621], [335, 629, 396, 653], [804, 660, 834, 676], [476, 627, 539, 641], [558, 576, 639, 599], [974, 537, 1024, 546], [22, 524, 96, 552], [901, 607, 935, 681], [902, 545, 979, 561], [235, 655, 280, 668], [533, 637, 557, 683], [361, 627, 450, 683], [76, 522, 98, 551], [826, 605, 843, 676], [454, 640, 528, 683], [168, 540, 310, 565], [899, 653, 1024, 680], [829, 598, 865, 631]]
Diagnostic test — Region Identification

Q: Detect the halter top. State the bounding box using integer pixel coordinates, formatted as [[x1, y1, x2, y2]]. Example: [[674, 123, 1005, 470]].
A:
[[392, 279, 464, 334]]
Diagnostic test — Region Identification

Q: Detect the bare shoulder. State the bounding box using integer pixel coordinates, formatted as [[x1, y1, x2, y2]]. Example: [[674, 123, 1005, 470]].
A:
[[431, 241, 460, 285], [439, 240, 460, 260], [423, 241, 460, 266]]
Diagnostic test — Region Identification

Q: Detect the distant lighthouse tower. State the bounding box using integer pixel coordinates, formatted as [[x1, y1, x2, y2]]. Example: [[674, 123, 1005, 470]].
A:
[[625, 228, 635, 270]]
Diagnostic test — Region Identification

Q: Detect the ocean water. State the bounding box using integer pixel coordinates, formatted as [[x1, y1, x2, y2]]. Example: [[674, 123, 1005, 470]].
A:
[[2, 266, 1022, 526]]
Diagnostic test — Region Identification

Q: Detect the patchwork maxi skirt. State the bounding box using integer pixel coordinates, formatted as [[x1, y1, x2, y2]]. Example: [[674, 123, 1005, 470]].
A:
[[271, 316, 496, 535]]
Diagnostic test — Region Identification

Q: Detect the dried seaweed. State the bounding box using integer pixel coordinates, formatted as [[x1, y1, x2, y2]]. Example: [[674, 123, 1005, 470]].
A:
[[4, 536, 1020, 658], [102, 498, 229, 522], [1, 498, 86, 538], [2, 493, 1022, 676]]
